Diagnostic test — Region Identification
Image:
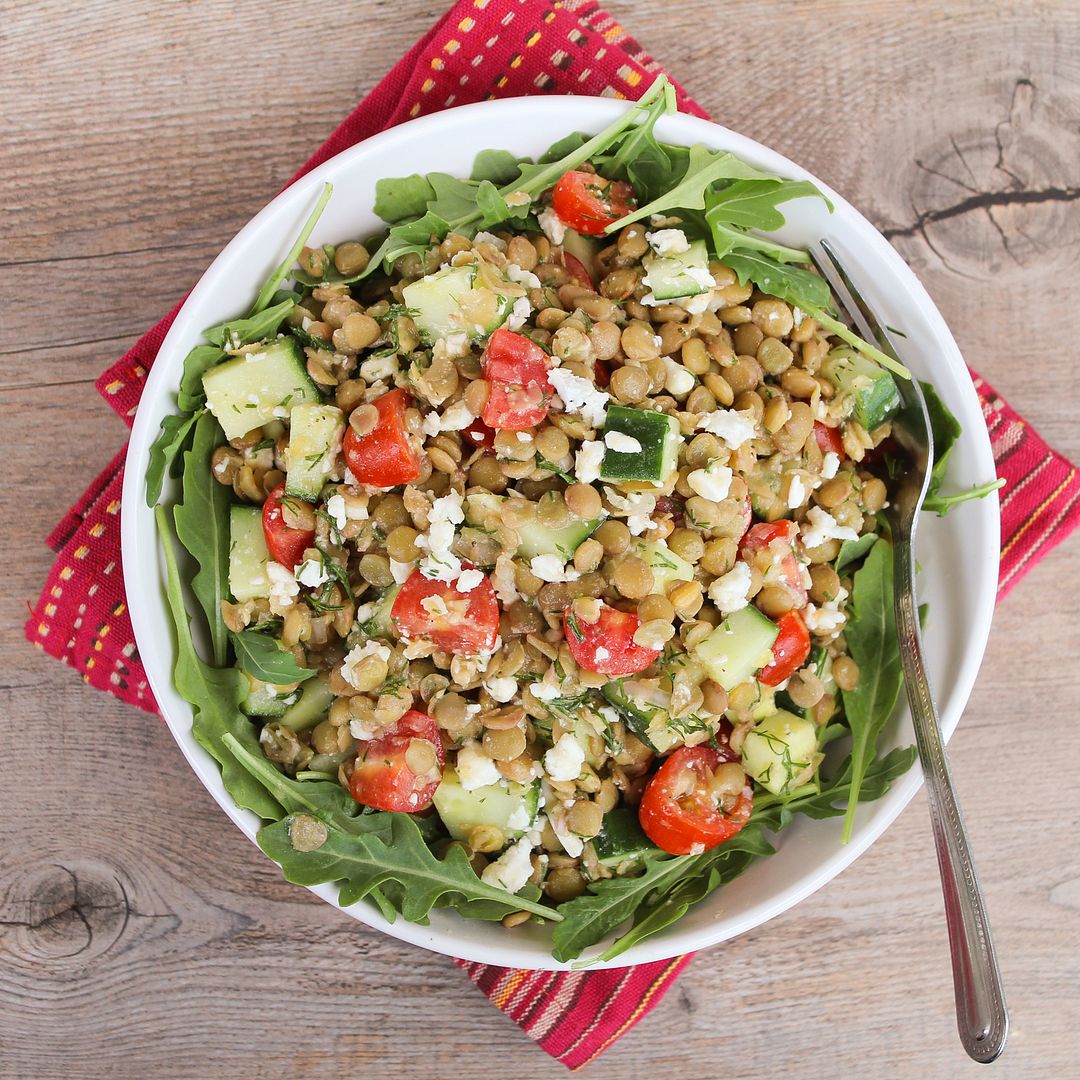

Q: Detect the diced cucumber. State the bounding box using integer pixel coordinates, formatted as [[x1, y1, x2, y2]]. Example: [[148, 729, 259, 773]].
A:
[[240, 674, 300, 718], [561, 229, 600, 279], [277, 672, 335, 732], [593, 808, 657, 867], [203, 337, 321, 441], [464, 492, 604, 561], [359, 584, 401, 639], [402, 263, 513, 345], [432, 767, 540, 841], [644, 238, 712, 300], [693, 606, 779, 692], [741, 709, 822, 796], [599, 405, 682, 484], [601, 676, 713, 754], [633, 539, 694, 595], [285, 403, 344, 500], [229, 505, 271, 602], [821, 346, 901, 431]]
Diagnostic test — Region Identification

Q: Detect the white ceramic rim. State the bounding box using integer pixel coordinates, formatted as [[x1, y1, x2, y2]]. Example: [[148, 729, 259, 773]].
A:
[[122, 96, 999, 970]]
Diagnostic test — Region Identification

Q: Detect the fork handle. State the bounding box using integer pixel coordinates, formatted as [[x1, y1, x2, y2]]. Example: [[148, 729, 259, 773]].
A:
[[894, 552, 1009, 1062]]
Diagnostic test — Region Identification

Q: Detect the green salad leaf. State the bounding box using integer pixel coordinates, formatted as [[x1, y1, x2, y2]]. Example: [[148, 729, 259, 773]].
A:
[[177, 344, 226, 412], [231, 630, 317, 685], [470, 148, 523, 186], [835, 533, 878, 575], [723, 249, 833, 311], [203, 297, 296, 350], [705, 179, 827, 264], [145, 409, 203, 507], [251, 182, 333, 313]]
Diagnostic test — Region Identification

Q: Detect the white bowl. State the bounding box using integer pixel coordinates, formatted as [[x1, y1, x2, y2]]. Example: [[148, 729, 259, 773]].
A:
[[122, 96, 998, 970]]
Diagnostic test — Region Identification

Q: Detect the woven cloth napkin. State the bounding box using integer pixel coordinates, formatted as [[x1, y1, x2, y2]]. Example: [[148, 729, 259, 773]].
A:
[[25, 0, 1080, 1069]]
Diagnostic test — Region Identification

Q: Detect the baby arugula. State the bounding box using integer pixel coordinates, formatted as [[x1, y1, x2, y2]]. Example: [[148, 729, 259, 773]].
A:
[[231, 630, 317, 685]]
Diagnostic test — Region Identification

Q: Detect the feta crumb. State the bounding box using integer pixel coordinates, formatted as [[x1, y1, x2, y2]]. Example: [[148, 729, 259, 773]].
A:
[[822, 451, 841, 480], [697, 409, 758, 450], [507, 295, 532, 331], [340, 640, 391, 690], [455, 568, 485, 593], [267, 561, 299, 611], [594, 646, 610, 661], [472, 230, 506, 251], [645, 228, 690, 255], [604, 487, 658, 536], [544, 733, 586, 782], [456, 741, 503, 791], [548, 368, 609, 428], [432, 332, 471, 364], [360, 353, 399, 384], [799, 506, 860, 550], [484, 676, 518, 703], [574, 439, 606, 484], [295, 558, 329, 589], [505, 803, 532, 831], [390, 558, 414, 584], [516, 431, 533, 443], [480, 836, 534, 894], [787, 474, 807, 509], [604, 430, 642, 454], [491, 553, 520, 606], [419, 594, 450, 618], [422, 411, 442, 437], [547, 804, 585, 857], [530, 680, 561, 703], [530, 554, 581, 584], [537, 207, 566, 245], [687, 459, 733, 503], [707, 562, 753, 614], [505, 263, 542, 289], [325, 493, 348, 531], [662, 356, 696, 396], [439, 401, 475, 432]]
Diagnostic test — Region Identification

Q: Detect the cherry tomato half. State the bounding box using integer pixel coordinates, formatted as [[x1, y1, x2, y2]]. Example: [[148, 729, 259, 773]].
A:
[[739, 520, 807, 606], [481, 329, 553, 431], [638, 746, 753, 855], [343, 387, 421, 488], [391, 564, 500, 655], [813, 421, 845, 458], [551, 170, 636, 236], [349, 709, 445, 813], [562, 603, 660, 677], [462, 415, 497, 449], [561, 251, 595, 290], [758, 610, 811, 686], [262, 484, 315, 571]]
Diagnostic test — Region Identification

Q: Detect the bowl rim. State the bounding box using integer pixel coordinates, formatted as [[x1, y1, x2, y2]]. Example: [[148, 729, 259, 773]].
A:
[[121, 94, 999, 970]]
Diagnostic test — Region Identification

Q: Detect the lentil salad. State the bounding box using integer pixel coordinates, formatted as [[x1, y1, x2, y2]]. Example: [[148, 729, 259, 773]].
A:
[[148, 78, 1000, 962]]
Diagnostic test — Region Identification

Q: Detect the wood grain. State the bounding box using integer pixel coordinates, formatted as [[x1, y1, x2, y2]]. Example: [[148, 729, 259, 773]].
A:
[[2, 2, 1079, 1077]]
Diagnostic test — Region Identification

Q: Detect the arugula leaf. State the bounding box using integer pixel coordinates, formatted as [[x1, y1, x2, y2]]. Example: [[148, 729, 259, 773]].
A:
[[177, 344, 226, 412], [835, 533, 878, 575], [723, 249, 833, 311], [802, 306, 912, 380], [600, 80, 679, 201], [471, 148, 524, 186], [203, 297, 296, 350], [156, 504, 282, 821], [374, 173, 436, 223], [231, 630, 317, 685], [923, 482, 1003, 515], [251, 182, 333, 313], [145, 409, 202, 507], [705, 178, 830, 230], [257, 811, 559, 924], [173, 413, 230, 667], [837, 537, 904, 842]]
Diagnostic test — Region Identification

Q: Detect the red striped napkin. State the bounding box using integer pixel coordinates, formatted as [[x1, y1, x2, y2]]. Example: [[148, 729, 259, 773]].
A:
[[25, 0, 1080, 1069]]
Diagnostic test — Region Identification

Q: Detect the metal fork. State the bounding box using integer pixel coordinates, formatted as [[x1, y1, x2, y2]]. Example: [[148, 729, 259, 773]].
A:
[[810, 240, 1008, 1063]]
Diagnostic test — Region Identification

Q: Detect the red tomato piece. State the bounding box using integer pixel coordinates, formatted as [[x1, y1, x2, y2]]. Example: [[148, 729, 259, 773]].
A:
[[638, 746, 753, 856], [462, 415, 496, 449], [758, 610, 811, 686], [349, 710, 445, 813], [593, 357, 611, 389], [343, 388, 421, 488], [551, 170, 636, 236], [481, 328, 553, 431], [391, 564, 499, 655], [563, 603, 660, 677], [562, 251, 594, 290], [813, 421, 845, 458], [739, 520, 807, 605], [262, 484, 315, 571]]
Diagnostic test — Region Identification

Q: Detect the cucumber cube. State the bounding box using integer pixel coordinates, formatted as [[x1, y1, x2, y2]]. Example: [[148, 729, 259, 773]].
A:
[[228, 505, 271, 601], [433, 767, 540, 841], [599, 405, 682, 484], [277, 673, 336, 732], [741, 709, 822, 795], [644, 238, 713, 301], [821, 346, 901, 431], [402, 263, 513, 345], [633, 539, 694, 594], [693, 605, 779, 691], [285, 403, 345, 500]]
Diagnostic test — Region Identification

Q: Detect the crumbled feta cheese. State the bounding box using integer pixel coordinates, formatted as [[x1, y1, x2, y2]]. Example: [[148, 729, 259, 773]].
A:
[[645, 228, 690, 255], [417, 517, 462, 582], [266, 561, 299, 611], [547, 803, 585, 857], [787, 474, 807, 509], [480, 836, 534, 894], [390, 558, 414, 584], [799, 506, 860, 550], [472, 230, 506, 250], [530, 680, 561, 703], [574, 439, 606, 484], [343, 465, 359, 487], [792, 306, 805, 328], [491, 553, 520, 607], [421, 411, 442, 437], [507, 295, 532, 331], [594, 646, 610, 662], [420, 594, 450, 618], [707, 562, 753, 614], [505, 263, 541, 289], [822, 451, 841, 480], [457, 741, 503, 791], [295, 559, 329, 589], [360, 353, 399, 383], [544, 733, 586, 782], [340, 640, 391, 690], [516, 431, 533, 443], [604, 488, 658, 536], [483, 676, 518, 704], [697, 409, 758, 450], [687, 459, 733, 503], [455, 568, 485, 593], [505, 803, 532, 832], [430, 490, 465, 526], [537, 207, 566, 245], [530, 554, 581, 583], [326, 493, 348, 531], [548, 368, 609, 428], [683, 265, 716, 290], [433, 332, 471, 362], [803, 601, 847, 636], [440, 401, 475, 432], [662, 356, 696, 396], [604, 430, 642, 454]]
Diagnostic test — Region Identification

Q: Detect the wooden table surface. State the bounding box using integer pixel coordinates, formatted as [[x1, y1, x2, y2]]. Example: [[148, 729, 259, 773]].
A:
[[3, 2, 1079, 1077]]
